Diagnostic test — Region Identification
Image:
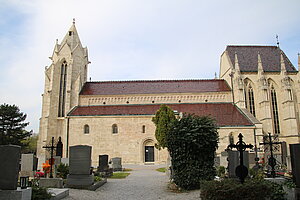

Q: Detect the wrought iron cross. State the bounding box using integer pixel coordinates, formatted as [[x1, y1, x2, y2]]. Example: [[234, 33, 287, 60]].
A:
[[227, 133, 253, 183], [42, 137, 56, 178], [260, 132, 282, 178]]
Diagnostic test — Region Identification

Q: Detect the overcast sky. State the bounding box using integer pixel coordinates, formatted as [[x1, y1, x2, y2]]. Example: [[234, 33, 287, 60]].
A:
[[0, 0, 299, 133]]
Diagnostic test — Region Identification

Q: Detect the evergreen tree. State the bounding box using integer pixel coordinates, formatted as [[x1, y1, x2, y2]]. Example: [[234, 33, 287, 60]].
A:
[[152, 104, 176, 149], [166, 114, 219, 190], [0, 103, 32, 146]]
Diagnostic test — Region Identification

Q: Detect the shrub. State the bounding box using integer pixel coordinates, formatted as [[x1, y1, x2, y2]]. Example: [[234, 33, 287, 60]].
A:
[[32, 186, 52, 200], [216, 166, 226, 178], [200, 179, 286, 200], [167, 114, 218, 190], [56, 163, 69, 179], [94, 176, 102, 182]]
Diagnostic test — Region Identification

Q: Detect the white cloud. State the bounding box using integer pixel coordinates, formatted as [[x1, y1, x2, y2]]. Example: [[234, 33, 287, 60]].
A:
[[0, 0, 299, 132]]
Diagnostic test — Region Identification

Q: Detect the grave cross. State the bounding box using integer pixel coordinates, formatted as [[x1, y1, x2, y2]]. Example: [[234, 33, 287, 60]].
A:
[[259, 132, 282, 178], [42, 137, 56, 178], [227, 133, 253, 183]]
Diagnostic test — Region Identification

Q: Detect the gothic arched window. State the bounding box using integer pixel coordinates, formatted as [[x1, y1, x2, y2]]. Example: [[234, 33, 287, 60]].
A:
[[58, 61, 68, 117], [244, 81, 256, 117], [270, 85, 280, 134], [84, 124, 89, 134], [112, 124, 118, 134]]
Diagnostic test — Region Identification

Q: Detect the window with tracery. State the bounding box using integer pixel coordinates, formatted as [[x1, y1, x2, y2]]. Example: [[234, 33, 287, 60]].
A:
[[270, 85, 280, 134], [244, 81, 256, 117], [228, 133, 234, 145], [58, 61, 67, 117]]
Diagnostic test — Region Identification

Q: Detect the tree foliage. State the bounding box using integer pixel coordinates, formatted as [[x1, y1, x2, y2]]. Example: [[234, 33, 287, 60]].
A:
[[22, 135, 38, 154], [0, 103, 32, 146], [166, 114, 219, 190], [152, 104, 176, 150]]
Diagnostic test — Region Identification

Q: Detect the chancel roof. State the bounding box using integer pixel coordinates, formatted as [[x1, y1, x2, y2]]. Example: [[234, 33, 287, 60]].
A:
[[68, 103, 253, 127], [226, 45, 297, 72], [80, 79, 231, 96]]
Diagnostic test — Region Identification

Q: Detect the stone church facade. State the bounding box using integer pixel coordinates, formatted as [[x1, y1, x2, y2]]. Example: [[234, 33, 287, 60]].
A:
[[37, 23, 299, 168]]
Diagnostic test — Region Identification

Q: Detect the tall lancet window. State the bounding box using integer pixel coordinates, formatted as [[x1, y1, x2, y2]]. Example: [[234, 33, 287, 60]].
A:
[[270, 85, 280, 134], [244, 81, 256, 117], [58, 61, 68, 117]]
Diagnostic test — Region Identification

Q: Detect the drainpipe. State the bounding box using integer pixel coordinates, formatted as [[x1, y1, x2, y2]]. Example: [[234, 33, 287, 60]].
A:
[[66, 117, 70, 158]]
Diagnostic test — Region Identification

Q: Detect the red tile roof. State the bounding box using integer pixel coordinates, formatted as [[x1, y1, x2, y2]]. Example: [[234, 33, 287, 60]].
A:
[[79, 79, 231, 96], [68, 103, 253, 127], [226, 45, 297, 72]]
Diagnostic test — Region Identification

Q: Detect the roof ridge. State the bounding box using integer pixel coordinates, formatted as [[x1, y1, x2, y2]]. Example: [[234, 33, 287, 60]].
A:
[[87, 79, 225, 83], [227, 45, 278, 48]]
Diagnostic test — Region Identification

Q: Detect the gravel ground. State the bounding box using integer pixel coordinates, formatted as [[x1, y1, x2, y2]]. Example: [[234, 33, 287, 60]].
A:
[[63, 164, 200, 200]]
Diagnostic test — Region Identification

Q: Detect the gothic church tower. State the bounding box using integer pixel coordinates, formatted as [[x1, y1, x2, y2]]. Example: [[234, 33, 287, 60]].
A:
[[37, 21, 89, 162]]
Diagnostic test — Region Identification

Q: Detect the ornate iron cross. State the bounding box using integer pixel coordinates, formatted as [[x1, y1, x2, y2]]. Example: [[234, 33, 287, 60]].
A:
[[42, 137, 56, 178], [227, 133, 253, 183], [260, 132, 282, 178]]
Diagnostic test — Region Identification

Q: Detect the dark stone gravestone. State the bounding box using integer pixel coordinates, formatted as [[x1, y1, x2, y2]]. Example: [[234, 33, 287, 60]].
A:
[[0, 145, 21, 190], [0, 145, 32, 200], [98, 155, 109, 172], [227, 150, 249, 178], [290, 144, 300, 188], [66, 145, 94, 188], [112, 157, 122, 171], [281, 141, 287, 166]]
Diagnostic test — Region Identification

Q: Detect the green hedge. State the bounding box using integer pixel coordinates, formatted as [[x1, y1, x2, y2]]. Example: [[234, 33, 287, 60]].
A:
[[166, 114, 218, 190], [200, 179, 286, 200]]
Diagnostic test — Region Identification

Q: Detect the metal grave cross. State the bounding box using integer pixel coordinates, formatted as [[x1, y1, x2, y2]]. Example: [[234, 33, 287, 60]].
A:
[[259, 132, 282, 178], [42, 137, 56, 178], [227, 133, 253, 183]]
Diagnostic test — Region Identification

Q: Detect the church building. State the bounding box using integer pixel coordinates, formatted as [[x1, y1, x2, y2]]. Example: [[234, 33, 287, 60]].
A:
[[37, 22, 299, 168]]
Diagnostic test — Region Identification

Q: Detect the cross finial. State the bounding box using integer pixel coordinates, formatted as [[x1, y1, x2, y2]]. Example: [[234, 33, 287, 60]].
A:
[[276, 35, 280, 48], [73, 18, 76, 24]]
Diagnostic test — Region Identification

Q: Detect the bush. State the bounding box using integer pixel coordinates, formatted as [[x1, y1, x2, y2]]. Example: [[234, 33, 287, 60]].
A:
[[32, 186, 52, 200], [94, 176, 102, 182], [200, 179, 286, 200], [216, 166, 226, 178], [167, 114, 218, 190], [56, 163, 69, 179]]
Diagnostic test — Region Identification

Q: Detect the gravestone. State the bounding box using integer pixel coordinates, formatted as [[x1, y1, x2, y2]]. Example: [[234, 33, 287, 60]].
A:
[[20, 154, 37, 177], [66, 145, 94, 188], [290, 144, 300, 188], [98, 155, 109, 172], [227, 150, 249, 178], [61, 157, 69, 165], [112, 157, 122, 171], [0, 145, 21, 190], [0, 145, 32, 200]]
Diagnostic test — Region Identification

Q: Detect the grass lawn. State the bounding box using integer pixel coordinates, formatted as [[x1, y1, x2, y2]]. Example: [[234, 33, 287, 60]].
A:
[[156, 167, 167, 173], [109, 172, 130, 179], [123, 168, 133, 171]]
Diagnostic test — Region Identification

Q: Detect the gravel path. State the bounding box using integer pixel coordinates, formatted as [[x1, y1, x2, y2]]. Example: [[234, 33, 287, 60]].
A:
[[64, 164, 200, 200]]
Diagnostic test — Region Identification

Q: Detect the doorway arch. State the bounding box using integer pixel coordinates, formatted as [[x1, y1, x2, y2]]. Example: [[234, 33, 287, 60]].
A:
[[142, 138, 155, 163]]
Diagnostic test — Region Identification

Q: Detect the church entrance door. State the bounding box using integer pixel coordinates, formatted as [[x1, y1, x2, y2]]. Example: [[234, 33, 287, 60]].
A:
[[145, 146, 154, 162]]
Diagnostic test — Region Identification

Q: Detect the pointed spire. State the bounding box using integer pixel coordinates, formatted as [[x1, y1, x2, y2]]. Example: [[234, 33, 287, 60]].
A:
[[60, 19, 82, 50], [280, 51, 287, 75], [234, 52, 240, 72], [257, 52, 263, 75]]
